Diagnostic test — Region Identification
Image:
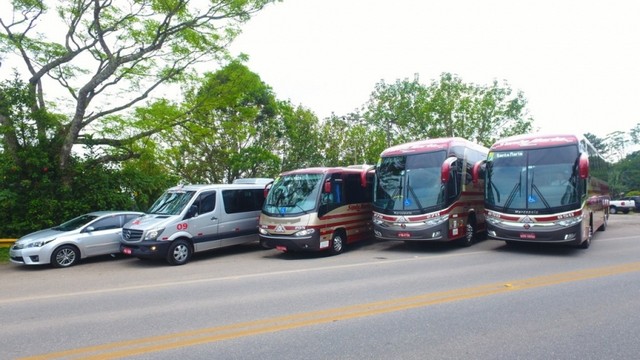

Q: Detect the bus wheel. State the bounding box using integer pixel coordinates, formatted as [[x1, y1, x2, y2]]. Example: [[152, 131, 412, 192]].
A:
[[597, 215, 607, 232], [330, 232, 345, 255], [579, 226, 592, 249], [459, 220, 476, 247], [167, 239, 192, 265]]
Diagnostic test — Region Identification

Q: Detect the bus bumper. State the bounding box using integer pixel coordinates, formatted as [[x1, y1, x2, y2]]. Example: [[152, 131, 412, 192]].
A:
[[487, 222, 584, 246], [373, 222, 450, 242], [259, 232, 324, 252]]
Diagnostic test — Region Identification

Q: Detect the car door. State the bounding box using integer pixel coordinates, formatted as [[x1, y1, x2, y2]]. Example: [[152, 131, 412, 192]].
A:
[[187, 190, 221, 252], [80, 215, 123, 257]]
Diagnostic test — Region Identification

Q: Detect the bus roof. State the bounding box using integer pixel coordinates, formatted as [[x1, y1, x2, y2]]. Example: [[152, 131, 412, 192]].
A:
[[380, 137, 486, 157], [490, 133, 583, 151], [279, 166, 372, 176]]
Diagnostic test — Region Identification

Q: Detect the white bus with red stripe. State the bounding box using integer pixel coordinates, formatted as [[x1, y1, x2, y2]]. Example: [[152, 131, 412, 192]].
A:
[[373, 137, 489, 246], [480, 133, 610, 249], [259, 166, 373, 255]]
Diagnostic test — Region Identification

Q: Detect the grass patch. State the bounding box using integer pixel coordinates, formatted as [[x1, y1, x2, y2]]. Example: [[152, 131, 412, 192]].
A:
[[0, 246, 9, 263]]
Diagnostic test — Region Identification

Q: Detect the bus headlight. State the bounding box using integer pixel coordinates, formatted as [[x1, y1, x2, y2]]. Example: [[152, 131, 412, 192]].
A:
[[294, 228, 315, 237], [425, 214, 449, 227], [556, 216, 582, 227]]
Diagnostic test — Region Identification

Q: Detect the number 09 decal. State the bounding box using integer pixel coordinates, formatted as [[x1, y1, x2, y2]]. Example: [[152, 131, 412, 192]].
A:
[[177, 223, 188, 231]]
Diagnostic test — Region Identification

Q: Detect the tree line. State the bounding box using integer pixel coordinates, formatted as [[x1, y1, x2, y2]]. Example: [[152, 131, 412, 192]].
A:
[[1, 1, 638, 236]]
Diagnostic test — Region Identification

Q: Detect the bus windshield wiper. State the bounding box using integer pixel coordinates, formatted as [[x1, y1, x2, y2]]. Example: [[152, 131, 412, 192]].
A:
[[406, 180, 424, 210], [503, 172, 522, 210]]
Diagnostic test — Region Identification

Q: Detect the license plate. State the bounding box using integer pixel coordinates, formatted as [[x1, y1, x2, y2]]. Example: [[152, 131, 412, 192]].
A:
[[398, 232, 411, 238], [123, 247, 132, 255], [519, 233, 536, 239]]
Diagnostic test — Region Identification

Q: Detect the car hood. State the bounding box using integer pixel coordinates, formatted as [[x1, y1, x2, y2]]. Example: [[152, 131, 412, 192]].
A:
[[16, 228, 66, 244]]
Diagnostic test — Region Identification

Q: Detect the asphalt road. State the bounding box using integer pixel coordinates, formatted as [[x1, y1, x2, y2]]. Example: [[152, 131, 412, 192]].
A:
[[2, 213, 639, 360]]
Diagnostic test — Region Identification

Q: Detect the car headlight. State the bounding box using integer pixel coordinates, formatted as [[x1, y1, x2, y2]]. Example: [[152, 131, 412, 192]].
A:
[[26, 239, 55, 248], [293, 228, 315, 237], [144, 229, 165, 241]]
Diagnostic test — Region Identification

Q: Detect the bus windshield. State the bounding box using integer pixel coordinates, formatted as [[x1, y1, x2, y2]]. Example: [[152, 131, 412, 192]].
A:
[[374, 151, 446, 213], [486, 145, 580, 213], [263, 173, 323, 216], [147, 190, 196, 215]]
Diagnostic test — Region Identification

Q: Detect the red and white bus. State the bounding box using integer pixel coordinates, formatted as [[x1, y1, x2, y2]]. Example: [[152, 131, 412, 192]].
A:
[[481, 133, 610, 248], [373, 137, 489, 246], [259, 166, 373, 255]]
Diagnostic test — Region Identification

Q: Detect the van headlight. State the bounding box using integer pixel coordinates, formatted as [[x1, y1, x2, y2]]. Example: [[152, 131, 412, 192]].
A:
[[144, 229, 165, 241], [294, 228, 315, 237]]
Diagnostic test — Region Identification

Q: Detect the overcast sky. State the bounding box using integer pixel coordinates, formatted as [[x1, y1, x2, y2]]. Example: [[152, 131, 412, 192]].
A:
[[229, 0, 640, 138], [1, 1, 637, 140]]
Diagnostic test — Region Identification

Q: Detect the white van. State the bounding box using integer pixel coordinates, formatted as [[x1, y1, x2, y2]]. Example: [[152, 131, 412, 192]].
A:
[[120, 180, 270, 265]]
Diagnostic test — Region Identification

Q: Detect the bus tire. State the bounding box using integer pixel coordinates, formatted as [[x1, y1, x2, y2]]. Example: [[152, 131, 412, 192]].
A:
[[166, 239, 192, 265], [597, 215, 607, 232], [579, 225, 592, 249], [459, 217, 476, 247], [329, 231, 346, 255]]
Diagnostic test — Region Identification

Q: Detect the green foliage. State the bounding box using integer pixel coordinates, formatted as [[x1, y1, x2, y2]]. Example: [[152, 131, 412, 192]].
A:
[[160, 60, 282, 183], [363, 73, 534, 148], [0, 246, 8, 263]]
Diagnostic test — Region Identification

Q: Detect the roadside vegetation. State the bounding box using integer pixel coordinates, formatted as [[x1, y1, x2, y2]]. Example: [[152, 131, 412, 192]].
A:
[[0, 247, 9, 263], [1, 1, 639, 239]]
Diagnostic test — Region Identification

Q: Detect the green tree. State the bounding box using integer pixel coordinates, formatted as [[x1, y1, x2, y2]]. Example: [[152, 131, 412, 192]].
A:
[[161, 61, 280, 183], [0, 0, 278, 182], [0, 76, 176, 236], [363, 72, 533, 148], [318, 113, 387, 167], [277, 102, 324, 172]]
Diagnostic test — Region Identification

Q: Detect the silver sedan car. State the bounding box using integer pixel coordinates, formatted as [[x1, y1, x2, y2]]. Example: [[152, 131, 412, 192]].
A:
[[9, 211, 143, 268]]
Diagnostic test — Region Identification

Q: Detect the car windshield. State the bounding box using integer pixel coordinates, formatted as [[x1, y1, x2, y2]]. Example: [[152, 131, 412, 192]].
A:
[[52, 214, 99, 231], [147, 190, 196, 215], [263, 173, 323, 216]]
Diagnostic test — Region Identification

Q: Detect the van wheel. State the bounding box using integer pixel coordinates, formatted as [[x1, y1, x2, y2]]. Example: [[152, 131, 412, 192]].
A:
[[167, 239, 192, 265], [329, 232, 345, 255], [609, 206, 617, 214], [51, 245, 80, 268]]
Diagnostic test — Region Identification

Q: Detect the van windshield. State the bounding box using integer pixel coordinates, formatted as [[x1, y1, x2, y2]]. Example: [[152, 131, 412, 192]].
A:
[[147, 190, 196, 215]]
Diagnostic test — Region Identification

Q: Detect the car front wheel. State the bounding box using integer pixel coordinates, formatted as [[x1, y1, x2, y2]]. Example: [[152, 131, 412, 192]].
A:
[[51, 245, 80, 268]]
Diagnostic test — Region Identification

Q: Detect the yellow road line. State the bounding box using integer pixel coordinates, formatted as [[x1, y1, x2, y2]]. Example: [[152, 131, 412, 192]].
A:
[[21, 261, 640, 360]]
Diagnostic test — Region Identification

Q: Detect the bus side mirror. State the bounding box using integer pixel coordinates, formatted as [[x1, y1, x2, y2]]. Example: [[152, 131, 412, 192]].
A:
[[361, 166, 375, 187], [579, 154, 589, 179], [263, 181, 273, 198], [441, 157, 457, 183], [323, 180, 332, 194], [472, 160, 486, 184]]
